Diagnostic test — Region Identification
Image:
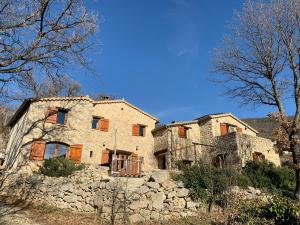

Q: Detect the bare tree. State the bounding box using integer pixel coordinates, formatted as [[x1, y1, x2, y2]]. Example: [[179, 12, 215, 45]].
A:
[[0, 0, 97, 101], [212, 0, 300, 200]]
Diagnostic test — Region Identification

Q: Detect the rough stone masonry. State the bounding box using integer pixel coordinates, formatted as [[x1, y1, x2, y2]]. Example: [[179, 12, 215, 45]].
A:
[[0, 166, 201, 223]]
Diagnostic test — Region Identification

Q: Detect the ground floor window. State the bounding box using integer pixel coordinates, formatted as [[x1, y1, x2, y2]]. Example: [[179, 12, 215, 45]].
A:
[[252, 152, 265, 162], [44, 142, 69, 159]]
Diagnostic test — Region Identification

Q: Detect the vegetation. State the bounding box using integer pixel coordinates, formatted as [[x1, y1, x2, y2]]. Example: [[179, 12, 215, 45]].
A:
[[175, 160, 295, 207], [39, 158, 84, 177], [241, 161, 295, 197], [212, 0, 300, 200], [230, 197, 300, 225]]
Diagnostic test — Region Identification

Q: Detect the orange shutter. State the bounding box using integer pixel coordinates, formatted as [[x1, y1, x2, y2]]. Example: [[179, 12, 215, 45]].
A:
[[131, 153, 139, 175], [132, 124, 139, 136], [252, 152, 258, 162], [99, 118, 109, 132], [45, 107, 58, 124], [220, 123, 228, 135], [237, 127, 242, 133], [101, 149, 110, 164], [30, 141, 46, 160], [69, 144, 83, 164], [178, 126, 186, 138]]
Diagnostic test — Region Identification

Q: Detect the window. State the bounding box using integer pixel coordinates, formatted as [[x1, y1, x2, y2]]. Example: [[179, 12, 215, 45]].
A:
[[57, 109, 67, 125], [44, 143, 69, 159], [139, 125, 146, 136], [92, 117, 99, 129], [90, 151, 93, 158], [220, 123, 242, 135], [178, 126, 187, 138], [132, 124, 146, 136]]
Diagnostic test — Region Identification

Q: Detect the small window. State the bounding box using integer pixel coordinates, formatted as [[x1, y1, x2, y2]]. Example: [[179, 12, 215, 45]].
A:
[[57, 109, 67, 125], [44, 143, 69, 159], [90, 151, 93, 158], [178, 126, 187, 138], [139, 125, 146, 136], [92, 117, 99, 129]]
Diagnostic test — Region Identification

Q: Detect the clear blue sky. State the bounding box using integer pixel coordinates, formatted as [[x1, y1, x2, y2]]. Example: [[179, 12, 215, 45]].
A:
[[78, 0, 286, 124]]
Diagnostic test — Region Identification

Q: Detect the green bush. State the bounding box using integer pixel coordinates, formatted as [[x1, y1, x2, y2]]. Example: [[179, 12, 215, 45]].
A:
[[174, 160, 233, 207], [39, 158, 84, 177], [230, 197, 300, 225], [263, 196, 300, 225], [240, 161, 295, 196]]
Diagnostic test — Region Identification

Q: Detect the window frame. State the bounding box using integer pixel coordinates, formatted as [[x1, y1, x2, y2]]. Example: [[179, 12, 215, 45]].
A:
[[44, 142, 69, 160], [138, 124, 146, 137], [92, 116, 100, 129], [56, 108, 68, 125]]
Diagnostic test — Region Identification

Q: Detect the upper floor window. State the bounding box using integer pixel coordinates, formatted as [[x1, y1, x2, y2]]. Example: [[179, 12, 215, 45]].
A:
[[92, 116, 109, 131], [178, 126, 187, 138], [57, 109, 68, 125], [92, 117, 100, 129], [45, 107, 68, 125], [220, 123, 242, 136], [132, 124, 146, 136]]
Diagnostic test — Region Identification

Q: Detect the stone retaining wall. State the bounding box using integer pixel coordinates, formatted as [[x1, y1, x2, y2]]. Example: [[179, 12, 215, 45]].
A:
[[1, 166, 200, 223]]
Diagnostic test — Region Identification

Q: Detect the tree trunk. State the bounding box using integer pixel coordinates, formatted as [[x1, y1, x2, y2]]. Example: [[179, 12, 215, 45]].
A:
[[290, 129, 300, 200]]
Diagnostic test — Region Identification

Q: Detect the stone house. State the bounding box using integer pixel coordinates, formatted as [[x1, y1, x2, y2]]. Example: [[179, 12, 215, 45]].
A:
[[3, 97, 280, 174], [3, 96, 159, 174], [152, 113, 280, 169]]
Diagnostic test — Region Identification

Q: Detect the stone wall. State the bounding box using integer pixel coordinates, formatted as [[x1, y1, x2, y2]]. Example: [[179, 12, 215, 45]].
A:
[[1, 167, 200, 223], [214, 132, 280, 167]]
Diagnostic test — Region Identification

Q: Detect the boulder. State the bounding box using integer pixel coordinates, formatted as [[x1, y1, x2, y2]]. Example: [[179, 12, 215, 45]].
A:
[[146, 182, 160, 189], [150, 170, 170, 184], [162, 180, 177, 190], [151, 192, 166, 210], [176, 188, 189, 197], [129, 214, 144, 223], [128, 200, 148, 210]]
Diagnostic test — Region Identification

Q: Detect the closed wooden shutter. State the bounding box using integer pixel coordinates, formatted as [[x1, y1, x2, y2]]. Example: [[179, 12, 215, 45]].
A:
[[252, 152, 258, 161], [178, 126, 186, 138], [30, 141, 46, 160], [45, 107, 58, 124], [69, 144, 83, 164], [101, 149, 110, 164], [220, 123, 228, 135], [236, 127, 242, 133], [132, 124, 139, 136], [99, 118, 109, 132], [131, 153, 139, 175]]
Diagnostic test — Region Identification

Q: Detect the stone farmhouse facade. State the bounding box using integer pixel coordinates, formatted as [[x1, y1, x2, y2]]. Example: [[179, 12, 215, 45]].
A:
[[152, 113, 280, 169], [3, 97, 280, 174]]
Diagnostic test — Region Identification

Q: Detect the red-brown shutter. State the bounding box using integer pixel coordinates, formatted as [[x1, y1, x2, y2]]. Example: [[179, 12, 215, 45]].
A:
[[132, 124, 139, 136], [30, 141, 46, 160], [220, 123, 228, 135], [178, 126, 186, 138], [101, 149, 110, 164], [45, 107, 58, 124], [131, 153, 139, 175], [237, 127, 242, 133], [252, 152, 258, 162], [69, 144, 83, 164], [99, 118, 109, 132]]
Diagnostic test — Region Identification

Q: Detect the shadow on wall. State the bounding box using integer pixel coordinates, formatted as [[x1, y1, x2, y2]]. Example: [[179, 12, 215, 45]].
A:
[[0, 100, 82, 195]]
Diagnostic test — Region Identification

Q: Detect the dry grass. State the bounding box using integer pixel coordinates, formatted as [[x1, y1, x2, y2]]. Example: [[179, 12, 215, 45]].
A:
[[26, 204, 228, 225]]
